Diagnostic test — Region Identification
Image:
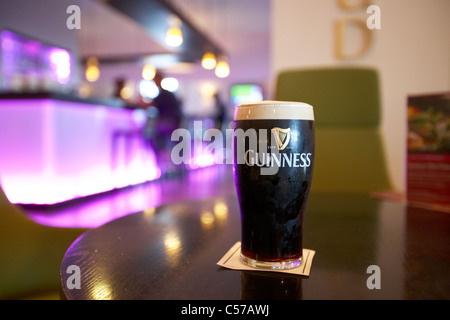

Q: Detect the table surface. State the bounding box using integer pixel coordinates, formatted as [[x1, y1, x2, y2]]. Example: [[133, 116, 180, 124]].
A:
[[60, 192, 450, 300]]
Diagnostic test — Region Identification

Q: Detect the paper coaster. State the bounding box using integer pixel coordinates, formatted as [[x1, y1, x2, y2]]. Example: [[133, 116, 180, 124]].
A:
[[217, 242, 315, 276]]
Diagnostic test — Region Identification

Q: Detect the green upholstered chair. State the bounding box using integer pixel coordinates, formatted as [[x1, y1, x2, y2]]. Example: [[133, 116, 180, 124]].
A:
[[275, 66, 392, 193], [0, 186, 87, 299]]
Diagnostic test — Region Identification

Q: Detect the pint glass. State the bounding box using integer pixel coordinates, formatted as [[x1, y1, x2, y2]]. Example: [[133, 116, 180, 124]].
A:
[[233, 101, 314, 269]]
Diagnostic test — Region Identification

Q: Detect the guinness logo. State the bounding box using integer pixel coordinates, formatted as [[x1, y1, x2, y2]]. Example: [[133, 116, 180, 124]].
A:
[[271, 127, 291, 151]]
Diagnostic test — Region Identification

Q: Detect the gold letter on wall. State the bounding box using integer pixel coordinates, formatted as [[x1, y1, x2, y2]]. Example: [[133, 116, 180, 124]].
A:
[[334, 18, 372, 60], [337, 0, 372, 10]]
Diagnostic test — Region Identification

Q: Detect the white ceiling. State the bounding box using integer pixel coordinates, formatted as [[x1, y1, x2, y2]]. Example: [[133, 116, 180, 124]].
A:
[[77, 0, 271, 82], [169, 0, 271, 53], [77, 0, 171, 58]]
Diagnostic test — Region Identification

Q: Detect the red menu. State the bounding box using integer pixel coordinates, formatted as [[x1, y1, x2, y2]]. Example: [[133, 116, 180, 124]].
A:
[[407, 93, 450, 210]]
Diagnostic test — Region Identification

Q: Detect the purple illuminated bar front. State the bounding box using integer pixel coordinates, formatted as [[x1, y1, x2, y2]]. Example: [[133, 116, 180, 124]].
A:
[[0, 97, 160, 205]]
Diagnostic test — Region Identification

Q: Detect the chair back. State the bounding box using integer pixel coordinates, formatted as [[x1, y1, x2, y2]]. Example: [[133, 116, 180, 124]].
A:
[[275, 67, 392, 193], [0, 186, 86, 299]]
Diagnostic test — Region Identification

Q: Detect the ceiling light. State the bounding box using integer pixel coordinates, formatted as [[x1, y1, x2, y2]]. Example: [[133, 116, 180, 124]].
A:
[[142, 64, 156, 80], [85, 65, 99, 82], [166, 15, 183, 47], [86, 57, 98, 66], [166, 26, 183, 47], [215, 57, 230, 78], [201, 52, 217, 70]]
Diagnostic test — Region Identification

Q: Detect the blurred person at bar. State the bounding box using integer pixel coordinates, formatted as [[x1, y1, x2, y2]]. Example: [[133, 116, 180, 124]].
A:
[[113, 77, 140, 109], [113, 77, 126, 101], [214, 92, 227, 131], [150, 71, 182, 174]]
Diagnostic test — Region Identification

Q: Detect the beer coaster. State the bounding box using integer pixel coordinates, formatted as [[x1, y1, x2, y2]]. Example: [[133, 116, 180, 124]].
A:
[[217, 242, 315, 276]]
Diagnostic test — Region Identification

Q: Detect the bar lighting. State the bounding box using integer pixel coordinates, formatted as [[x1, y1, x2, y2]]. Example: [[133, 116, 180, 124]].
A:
[[139, 79, 159, 99], [165, 15, 183, 47], [119, 82, 134, 100], [215, 56, 230, 78], [165, 26, 183, 47], [142, 63, 156, 81], [187, 145, 217, 170], [161, 77, 179, 92], [49, 49, 71, 84], [200, 82, 216, 98], [1, 30, 73, 89], [201, 52, 217, 70], [85, 57, 100, 82]]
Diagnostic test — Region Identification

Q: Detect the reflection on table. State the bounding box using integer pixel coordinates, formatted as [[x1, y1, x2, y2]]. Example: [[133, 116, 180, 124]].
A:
[[60, 192, 450, 300]]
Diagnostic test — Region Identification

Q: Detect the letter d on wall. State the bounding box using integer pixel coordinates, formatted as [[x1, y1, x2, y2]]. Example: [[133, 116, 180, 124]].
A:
[[337, 0, 371, 10], [334, 18, 372, 60]]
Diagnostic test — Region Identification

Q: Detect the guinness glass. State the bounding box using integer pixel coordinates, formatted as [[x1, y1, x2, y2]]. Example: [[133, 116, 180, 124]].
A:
[[233, 101, 314, 269]]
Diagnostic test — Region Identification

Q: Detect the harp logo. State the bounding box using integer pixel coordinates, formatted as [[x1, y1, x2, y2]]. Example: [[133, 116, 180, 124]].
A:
[[271, 127, 291, 151]]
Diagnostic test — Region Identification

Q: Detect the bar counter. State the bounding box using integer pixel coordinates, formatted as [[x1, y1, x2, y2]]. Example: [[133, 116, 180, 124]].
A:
[[0, 92, 159, 205]]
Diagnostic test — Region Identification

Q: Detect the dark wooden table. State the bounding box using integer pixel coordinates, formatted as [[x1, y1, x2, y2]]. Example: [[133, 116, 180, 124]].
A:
[[60, 193, 450, 300]]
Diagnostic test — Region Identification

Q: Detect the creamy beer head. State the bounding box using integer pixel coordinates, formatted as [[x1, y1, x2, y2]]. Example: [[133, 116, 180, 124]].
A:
[[233, 100, 315, 270], [234, 100, 314, 121]]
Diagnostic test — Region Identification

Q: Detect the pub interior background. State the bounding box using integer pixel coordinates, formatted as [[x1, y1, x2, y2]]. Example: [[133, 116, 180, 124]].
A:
[[0, 0, 449, 300]]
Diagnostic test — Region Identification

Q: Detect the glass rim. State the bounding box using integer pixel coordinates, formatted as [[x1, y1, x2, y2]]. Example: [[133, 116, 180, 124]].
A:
[[234, 100, 314, 121]]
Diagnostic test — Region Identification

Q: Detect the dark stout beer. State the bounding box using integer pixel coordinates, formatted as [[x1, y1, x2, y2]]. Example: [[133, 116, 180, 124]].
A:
[[233, 101, 314, 269]]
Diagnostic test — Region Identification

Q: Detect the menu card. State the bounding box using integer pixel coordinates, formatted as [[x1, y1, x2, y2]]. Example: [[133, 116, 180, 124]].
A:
[[407, 93, 450, 210]]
